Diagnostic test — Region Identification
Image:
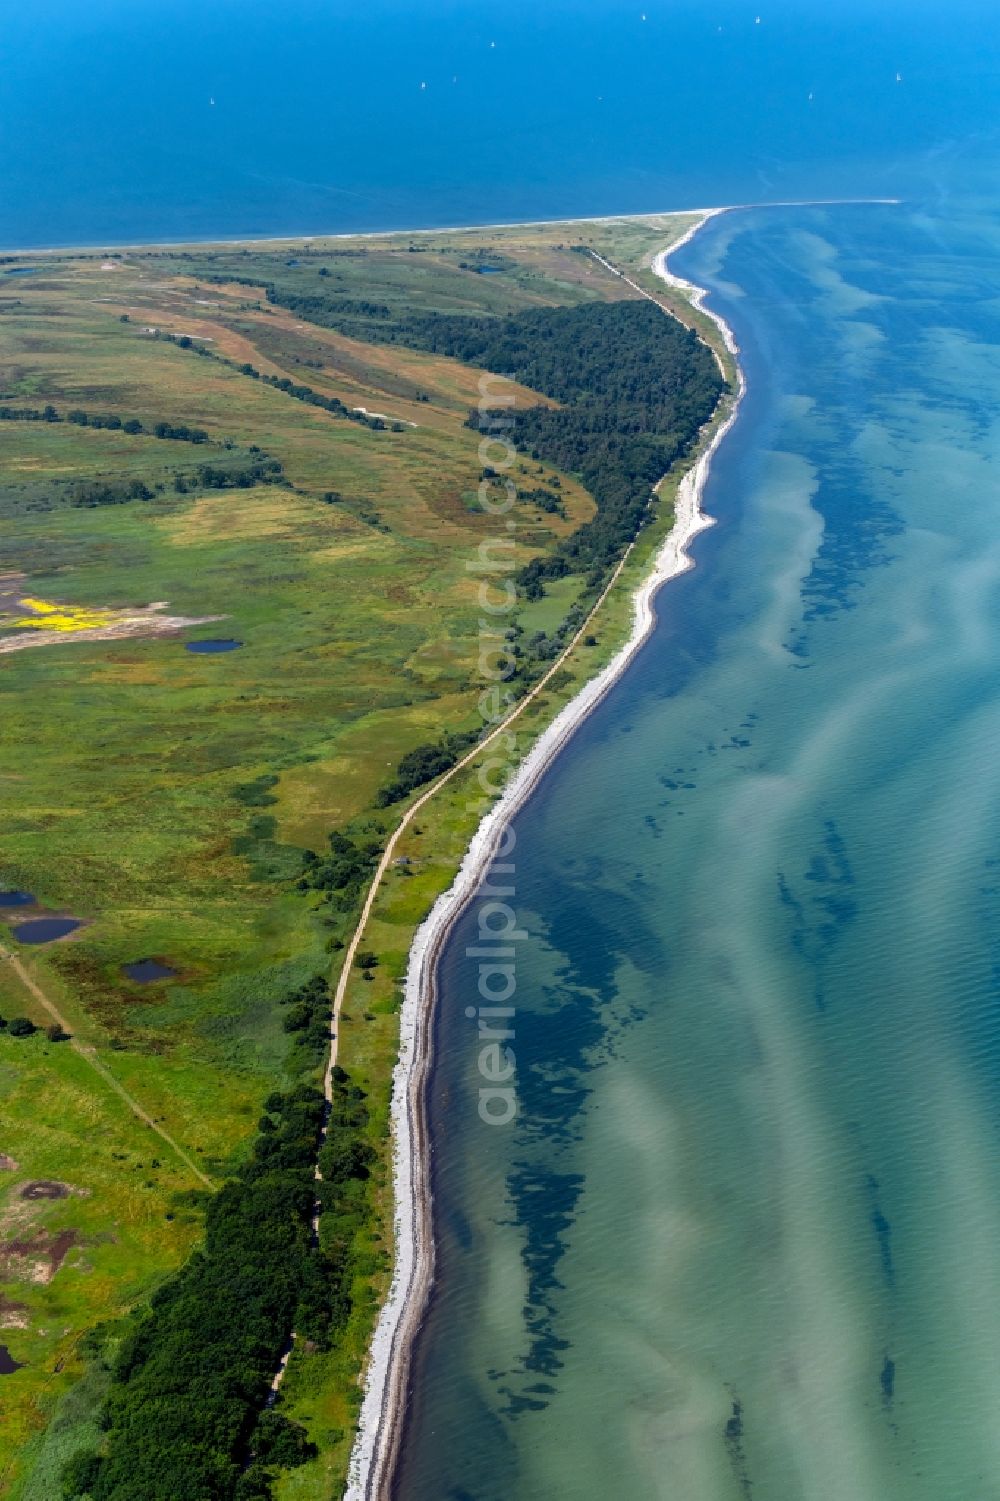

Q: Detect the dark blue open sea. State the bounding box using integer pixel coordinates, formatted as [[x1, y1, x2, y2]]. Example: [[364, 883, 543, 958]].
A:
[[0, 0, 997, 248], [5, 4, 1000, 1496]]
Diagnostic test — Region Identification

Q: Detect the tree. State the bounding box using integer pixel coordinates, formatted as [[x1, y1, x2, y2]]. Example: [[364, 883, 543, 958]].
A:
[[234, 1466, 273, 1501], [71, 1084, 332, 1500], [321, 1136, 374, 1182], [253, 1411, 317, 1468], [282, 1002, 311, 1033], [46, 1023, 71, 1043], [8, 1017, 36, 1038], [61, 1448, 102, 1498]]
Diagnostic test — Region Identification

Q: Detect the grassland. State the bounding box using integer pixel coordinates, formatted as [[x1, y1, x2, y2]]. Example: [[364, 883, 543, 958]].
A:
[[0, 212, 721, 1498]]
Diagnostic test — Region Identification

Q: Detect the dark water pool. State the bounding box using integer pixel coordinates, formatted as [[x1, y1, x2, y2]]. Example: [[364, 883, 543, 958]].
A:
[[20, 1180, 70, 1200], [0, 1346, 24, 1375], [13, 917, 81, 944], [0, 891, 35, 907], [184, 638, 242, 654], [123, 959, 177, 983], [3, 266, 41, 276]]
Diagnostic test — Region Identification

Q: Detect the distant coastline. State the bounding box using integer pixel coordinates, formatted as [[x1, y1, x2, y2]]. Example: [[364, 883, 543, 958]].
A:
[[343, 210, 747, 1501], [0, 205, 709, 258], [0, 198, 898, 259]]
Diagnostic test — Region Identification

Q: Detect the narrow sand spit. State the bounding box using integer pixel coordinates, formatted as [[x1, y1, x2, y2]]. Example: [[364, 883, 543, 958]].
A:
[[343, 213, 747, 1501]]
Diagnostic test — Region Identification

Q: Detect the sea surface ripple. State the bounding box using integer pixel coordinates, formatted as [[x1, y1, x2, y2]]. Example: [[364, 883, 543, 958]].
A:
[[395, 193, 1000, 1500]]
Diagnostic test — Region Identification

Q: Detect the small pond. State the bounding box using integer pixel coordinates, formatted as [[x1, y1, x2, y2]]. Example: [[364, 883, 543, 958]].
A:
[[13, 917, 81, 944], [123, 959, 178, 984], [3, 266, 41, 277], [0, 892, 35, 907], [184, 638, 242, 654], [0, 1346, 24, 1375], [476, 265, 504, 274]]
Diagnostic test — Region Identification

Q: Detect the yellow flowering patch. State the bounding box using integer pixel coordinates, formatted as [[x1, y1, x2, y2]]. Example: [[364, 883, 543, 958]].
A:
[[12, 596, 119, 633]]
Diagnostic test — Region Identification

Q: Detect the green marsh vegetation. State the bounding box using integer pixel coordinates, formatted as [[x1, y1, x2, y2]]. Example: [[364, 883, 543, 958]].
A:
[[0, 214, 727, 1498]]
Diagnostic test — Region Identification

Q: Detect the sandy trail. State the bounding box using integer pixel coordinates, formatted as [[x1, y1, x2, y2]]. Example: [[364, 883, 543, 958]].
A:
[[0, 940, 212, 1189], [268, 411, 661, 1400], [339, 215, 746, 1499]]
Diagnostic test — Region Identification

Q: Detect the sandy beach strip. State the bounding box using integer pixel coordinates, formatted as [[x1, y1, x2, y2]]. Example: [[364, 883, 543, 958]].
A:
[[0, 196, 898, 260], [343, 212, 748, 1501]]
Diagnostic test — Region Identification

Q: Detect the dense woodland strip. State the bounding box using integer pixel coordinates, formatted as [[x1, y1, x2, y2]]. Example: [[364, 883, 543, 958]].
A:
[[0, 402, 207, 441], [60, 978, 377, 1501], [71, 459, 284, 509], [173, 262, 724, 594], [215, 282, 725, 593], [421, 300, 725, 593]]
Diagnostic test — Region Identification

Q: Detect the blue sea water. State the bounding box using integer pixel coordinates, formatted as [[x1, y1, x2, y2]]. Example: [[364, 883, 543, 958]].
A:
[[1, 0, 999, 248], [395, 185, 1000, 1498]]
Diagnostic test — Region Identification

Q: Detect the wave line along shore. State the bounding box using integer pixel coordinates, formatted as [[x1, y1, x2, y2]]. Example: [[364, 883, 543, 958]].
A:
[[343, 208, 747, 1501]]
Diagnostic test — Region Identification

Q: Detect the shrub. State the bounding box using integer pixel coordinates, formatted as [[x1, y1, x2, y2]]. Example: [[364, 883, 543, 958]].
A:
[[375, 730, 477, 807], [252, 1411, 317, 1468], [61, 1447, 103, 1498]]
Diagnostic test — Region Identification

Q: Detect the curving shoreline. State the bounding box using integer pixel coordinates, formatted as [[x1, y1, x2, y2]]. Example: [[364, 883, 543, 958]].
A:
[[343, 212, 747, 1501]]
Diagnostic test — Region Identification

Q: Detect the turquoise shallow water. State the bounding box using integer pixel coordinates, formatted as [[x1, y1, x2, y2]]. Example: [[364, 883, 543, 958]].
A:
[[394, 192, 1000, 1498]]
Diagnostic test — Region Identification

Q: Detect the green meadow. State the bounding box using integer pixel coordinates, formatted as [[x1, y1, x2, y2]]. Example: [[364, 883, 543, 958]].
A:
[[0, 212, 724, 1497]]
